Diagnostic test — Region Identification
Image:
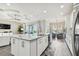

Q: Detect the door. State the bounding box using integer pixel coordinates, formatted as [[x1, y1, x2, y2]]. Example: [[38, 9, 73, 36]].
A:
[[74, 12, 79, 56]]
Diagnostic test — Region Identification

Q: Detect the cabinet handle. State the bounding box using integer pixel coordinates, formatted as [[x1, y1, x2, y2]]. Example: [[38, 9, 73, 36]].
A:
[[22, 41, 24, 48], [13, 39, 15, 44]]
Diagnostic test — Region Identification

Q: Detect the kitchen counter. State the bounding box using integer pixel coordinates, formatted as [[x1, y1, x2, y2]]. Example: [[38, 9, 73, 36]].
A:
[[11, 34, 48, 40]]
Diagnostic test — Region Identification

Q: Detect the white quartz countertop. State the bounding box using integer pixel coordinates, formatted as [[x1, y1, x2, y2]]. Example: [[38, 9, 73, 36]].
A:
[[11, 34, 48, 41]]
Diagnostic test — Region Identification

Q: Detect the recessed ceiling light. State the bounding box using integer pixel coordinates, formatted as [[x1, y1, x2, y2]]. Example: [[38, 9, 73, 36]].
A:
[[43, 10, 47, 13], [60, 5, 64, 8], [6, 3, 11, 6]]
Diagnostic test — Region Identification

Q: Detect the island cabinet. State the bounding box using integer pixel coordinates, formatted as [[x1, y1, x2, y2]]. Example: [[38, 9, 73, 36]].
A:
[[37, 36, 48, 56], [11, 37, 19, 56], [19, 40, 30, 56], [11, 38, 37, 56], [11, 35, 48, 56]]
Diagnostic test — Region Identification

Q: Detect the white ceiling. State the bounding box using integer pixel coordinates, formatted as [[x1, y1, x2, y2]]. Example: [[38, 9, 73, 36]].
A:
[[0, 3, 73, 21]]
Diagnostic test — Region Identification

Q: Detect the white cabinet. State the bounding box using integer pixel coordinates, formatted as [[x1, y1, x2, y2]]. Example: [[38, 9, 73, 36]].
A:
[[43, 36, 48, 51], [0, 37, 10, 46], [19, 40, 30, 56], [11, 37, 19, 56], [11, 36, 48, 56], [37, 37, 44, 55], [19, 40, 37, 56], [11, 38, 37, 56], [37, 36, 48, 56], [30, 40, 37, 56]]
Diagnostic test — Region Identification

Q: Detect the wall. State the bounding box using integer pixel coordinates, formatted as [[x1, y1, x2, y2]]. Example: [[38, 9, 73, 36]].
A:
[[0, 19, 22, 34]]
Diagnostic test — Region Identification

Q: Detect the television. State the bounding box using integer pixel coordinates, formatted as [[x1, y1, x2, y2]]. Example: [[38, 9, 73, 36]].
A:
[[0, 24, 11, 29]]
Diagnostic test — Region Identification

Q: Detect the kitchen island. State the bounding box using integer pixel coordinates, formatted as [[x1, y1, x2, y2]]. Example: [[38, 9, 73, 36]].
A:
[[11, 34, 48, 56]]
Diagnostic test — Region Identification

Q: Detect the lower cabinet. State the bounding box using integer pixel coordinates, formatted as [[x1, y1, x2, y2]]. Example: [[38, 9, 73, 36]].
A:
[[37, 37, 44, 56], [19, 40, 30, 56], [11, 38, 36, 56], [37, 36, 48, 56], [11, 37, 19, 56], [0, 37, 10, 47], [11, 36, 48, 56], [43, 36, 48, 50], [30, 40, 37, 56]]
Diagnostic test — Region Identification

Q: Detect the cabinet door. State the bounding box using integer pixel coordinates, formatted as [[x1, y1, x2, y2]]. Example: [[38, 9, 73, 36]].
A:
[[0, 37, 10, 46], [43, 36, 48, 50], [19, 40, 30, 56], [37, 38, 44, 56], [30, 40, 37, 56], [11, 38, 19, 56], [37, 36, 48, 56]]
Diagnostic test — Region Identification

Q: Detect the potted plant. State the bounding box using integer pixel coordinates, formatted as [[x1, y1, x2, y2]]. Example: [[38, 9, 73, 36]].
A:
[[17, 25, 23, 34]]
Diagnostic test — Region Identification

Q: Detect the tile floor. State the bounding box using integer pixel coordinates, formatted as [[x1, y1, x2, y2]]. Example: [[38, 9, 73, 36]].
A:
[[42, 39, 71, 56], [0, 39, 71, 56], [0, 45, 11, 56]]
